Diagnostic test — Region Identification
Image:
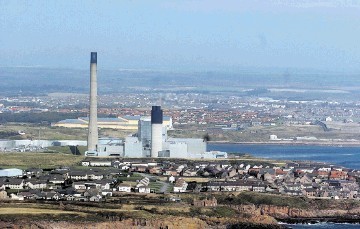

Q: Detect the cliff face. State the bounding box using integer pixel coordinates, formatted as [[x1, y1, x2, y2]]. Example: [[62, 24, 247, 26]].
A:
[[260, 205, 360, 219], [235, 204, 360, 220], [0, 215, 282, 229], [3, 202, 359, 229], [0, 218, 208, 229]]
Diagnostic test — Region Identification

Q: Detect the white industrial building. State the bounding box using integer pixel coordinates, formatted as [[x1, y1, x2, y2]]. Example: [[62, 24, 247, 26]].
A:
[[0, 139, 87, 152], [121, 106, 226, 159], [124, 136, 144, 158], [84, 106, 227, 159], [80, 53, 224, 159], [0, 168, 23, 177]]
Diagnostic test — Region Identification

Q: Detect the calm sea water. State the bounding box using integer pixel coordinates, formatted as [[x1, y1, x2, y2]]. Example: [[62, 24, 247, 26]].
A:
[[207, 144, 360, 169], [285, 223, 360, 229], [208, 143, 360, 229]]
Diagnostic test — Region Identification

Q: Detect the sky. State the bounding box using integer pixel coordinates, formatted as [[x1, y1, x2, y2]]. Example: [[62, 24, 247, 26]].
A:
[[1, 0, 360, 73]]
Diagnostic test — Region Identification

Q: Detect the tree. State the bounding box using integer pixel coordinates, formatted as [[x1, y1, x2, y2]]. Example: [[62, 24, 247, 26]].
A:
[[203, 133, 211, 142]]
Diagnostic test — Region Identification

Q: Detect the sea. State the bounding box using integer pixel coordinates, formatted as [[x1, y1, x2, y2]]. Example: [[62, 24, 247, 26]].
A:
[[283, 223, 360, 229], [207, 143, 360, 229], [207, 143, 360, 169]]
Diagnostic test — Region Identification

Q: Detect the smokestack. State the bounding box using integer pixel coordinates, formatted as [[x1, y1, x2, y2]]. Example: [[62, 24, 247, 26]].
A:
[[87, 52, 98, 152], [151, 106, 163, 157]]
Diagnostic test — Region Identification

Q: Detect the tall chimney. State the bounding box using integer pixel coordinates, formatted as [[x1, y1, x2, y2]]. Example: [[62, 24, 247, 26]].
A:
[[151, 106, 163, 157], [87, 52, 98, 152]]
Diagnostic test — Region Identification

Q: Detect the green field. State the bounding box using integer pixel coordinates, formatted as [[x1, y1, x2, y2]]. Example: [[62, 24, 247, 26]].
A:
[[0, 152, 84, 169], [0, 123, 87, 140], [1, 121, 360, 145], [0, 123, 135, 141]]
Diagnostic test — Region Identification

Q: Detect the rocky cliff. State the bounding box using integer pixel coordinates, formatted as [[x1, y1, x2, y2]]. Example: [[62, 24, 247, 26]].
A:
[[0, 216, 283, 229], [233, 203, 360, 223]]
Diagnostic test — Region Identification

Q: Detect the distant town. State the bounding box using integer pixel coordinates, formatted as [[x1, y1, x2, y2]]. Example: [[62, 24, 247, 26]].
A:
[[1, 92, 360, 145]]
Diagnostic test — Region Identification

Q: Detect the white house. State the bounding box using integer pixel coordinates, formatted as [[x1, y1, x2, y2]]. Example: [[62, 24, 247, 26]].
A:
[[137, 185, 150, 193], [118, 184, 132, 193], [90, 161, 112, 167], [73, 181, 111, 190], [173, 178, 188, 193], [82, 161, 90, 166], [26, 180, 47, 189], [168, 176, 176, 183], [5, 179, 24, 190], [10, 193, 24, 201]]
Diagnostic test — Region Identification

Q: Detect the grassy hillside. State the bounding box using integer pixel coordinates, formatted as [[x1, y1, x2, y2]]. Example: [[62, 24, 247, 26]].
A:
[[0, 153, 84, 169]]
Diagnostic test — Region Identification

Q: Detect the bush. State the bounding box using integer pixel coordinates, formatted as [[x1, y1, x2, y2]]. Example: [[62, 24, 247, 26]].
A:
[[211, 206, 238, 218], [216, 192, 309, 209], [189, 207, 202, 216]]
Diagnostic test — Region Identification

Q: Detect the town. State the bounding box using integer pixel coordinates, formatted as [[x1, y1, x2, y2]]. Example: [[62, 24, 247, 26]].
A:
[[2, 92, 360, 145], [1, 156, 359, 202]]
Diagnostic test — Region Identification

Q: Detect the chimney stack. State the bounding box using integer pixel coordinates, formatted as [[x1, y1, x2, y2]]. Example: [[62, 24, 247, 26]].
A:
[[151, 106, 163, 157], [87, 52, 98, 152]]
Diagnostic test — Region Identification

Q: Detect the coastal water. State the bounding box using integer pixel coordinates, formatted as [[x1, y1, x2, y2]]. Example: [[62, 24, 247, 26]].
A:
[[207, 144, 360, 169], [285, 223, 360, 229], [207, 143, 360, 229]]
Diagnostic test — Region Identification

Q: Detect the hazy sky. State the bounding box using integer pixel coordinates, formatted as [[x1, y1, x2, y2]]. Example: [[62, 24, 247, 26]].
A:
[[1, 0, 360, 72]]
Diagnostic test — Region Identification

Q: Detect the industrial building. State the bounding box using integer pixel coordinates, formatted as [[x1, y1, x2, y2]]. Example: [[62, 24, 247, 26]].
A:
[[84, 105, 226, 159], [0, 168, 23, 177], [120, 105, 226, 159], [81, 52, 225, 159]]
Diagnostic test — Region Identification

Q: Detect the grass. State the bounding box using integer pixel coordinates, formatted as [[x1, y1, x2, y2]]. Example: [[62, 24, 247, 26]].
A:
[[148, 182, 163, 192], [170, 123, 360, 143], [0, 123, 136, 141], [2, 121, 360, 145], [0, 152, 84, 169], [181, 177, 210, 183], [144, 204, 191, 213], [216, 192, 310, 209], [166, 183, 174, 193], [0, 207, 88, 216], [118, 177, 142, 182], [0, 123, 88, 140]]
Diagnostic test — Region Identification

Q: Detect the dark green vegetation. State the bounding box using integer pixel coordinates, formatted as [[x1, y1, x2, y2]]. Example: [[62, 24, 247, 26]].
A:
[[0, 130, 20, 139], [0, 123, 88, 140], [216, 192, 310, 209], [46, 146, 87, 155], [0, 112, 86, 124], [0, 153, 84, 169], [152, 205, 241, 218]]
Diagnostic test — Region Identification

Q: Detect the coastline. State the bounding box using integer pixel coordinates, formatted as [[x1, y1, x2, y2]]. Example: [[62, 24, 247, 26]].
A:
[[279, 217, 360, 225], [208, 140, 360, 147]]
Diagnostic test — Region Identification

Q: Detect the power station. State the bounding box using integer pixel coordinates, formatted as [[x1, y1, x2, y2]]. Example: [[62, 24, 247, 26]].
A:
[[84, 52, 227, 159]]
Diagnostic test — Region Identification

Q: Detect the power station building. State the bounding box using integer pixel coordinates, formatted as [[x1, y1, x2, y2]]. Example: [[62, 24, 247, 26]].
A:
[[122, 105, 226, 159], [85, 105, 225, 159], [83, 52, 226, 159]]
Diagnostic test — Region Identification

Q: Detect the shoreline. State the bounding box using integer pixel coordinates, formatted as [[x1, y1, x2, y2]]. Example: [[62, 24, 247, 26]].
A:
[[208, 140, 360, 147], [278, 217, 360, 225]]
